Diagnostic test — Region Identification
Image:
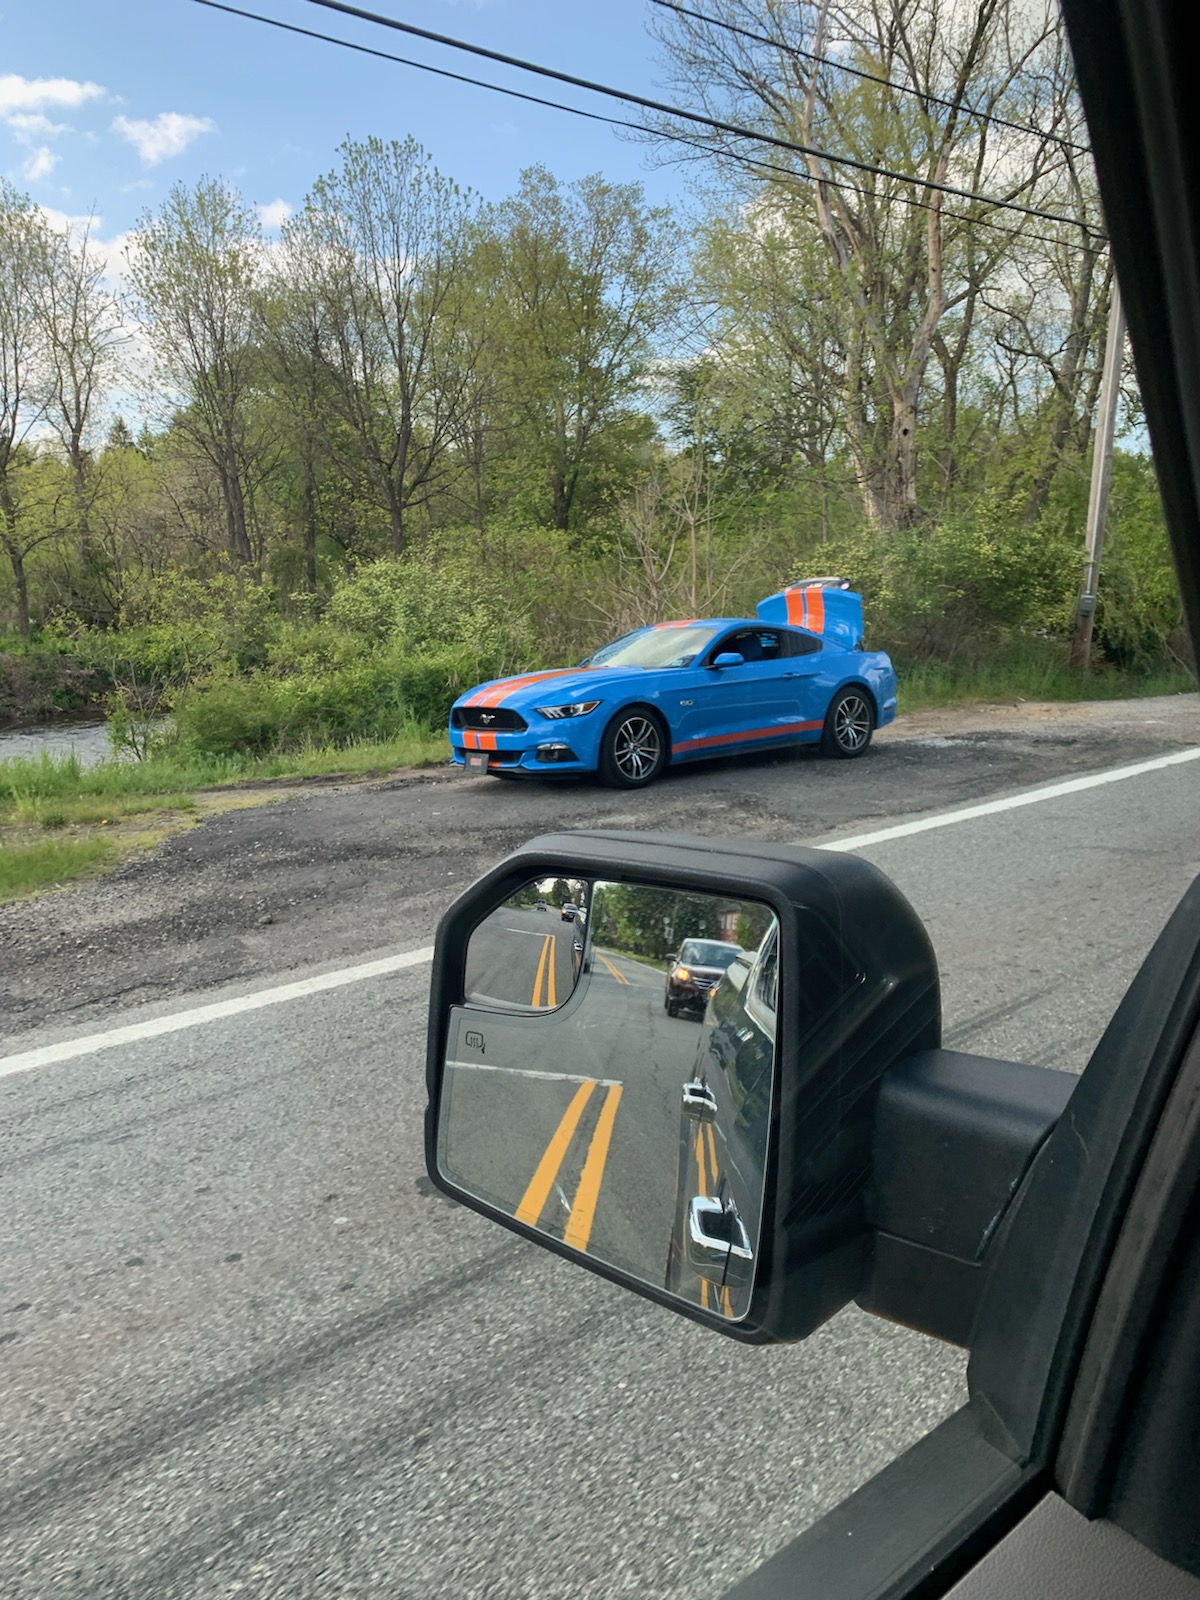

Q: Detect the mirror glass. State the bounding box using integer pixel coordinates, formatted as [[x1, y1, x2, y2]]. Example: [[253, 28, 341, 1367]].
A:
[[439, 880, 778, 1322]]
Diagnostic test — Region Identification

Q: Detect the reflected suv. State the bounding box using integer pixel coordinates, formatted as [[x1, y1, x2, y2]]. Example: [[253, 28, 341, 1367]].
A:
[[665, 938, 744, 1018]]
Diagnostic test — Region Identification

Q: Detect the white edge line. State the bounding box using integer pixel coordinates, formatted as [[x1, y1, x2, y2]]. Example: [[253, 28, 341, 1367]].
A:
[[0, 946, 434, 1082], [815, 747, 1200, 854], [3, 745, 1197, 1080], [446, 1060, 621, 1086]]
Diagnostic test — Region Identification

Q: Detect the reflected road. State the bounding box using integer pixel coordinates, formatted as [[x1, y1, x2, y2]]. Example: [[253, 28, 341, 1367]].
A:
[[443, 944, 711, 1290]]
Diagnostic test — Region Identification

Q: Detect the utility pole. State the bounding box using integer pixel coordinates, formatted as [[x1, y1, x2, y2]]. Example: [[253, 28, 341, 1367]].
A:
[[1070, 278, 1127, 669]]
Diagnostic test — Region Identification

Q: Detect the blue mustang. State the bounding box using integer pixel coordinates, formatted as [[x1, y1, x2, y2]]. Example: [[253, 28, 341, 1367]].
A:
[[449, 581, 897, 788]]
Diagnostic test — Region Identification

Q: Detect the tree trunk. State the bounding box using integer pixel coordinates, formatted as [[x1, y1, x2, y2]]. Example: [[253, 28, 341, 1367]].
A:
[[302, 454, 318, 592], [0, 528, 31, 641], [221, 461, 253, 564], [884, 391, 921, 529]]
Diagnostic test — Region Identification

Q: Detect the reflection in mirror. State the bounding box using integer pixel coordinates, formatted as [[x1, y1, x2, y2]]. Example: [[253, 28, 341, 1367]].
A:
[[464, 877, 591, 1011], [441, 881, 778, 1322]]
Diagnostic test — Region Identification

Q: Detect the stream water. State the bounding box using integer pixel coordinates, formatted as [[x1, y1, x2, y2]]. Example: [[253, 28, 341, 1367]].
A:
[[0, 719, 117, 769]]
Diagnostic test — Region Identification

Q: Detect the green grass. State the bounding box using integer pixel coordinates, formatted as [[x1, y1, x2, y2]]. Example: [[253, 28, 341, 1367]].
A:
[[0, 836, 114, 900], [0, 727, 450, 812], [0, 725, 451, 901], [896, 650, 1196, 714]]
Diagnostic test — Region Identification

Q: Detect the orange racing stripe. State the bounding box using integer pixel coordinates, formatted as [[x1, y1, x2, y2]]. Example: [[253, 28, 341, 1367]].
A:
[[464, 667, 600, 709], [672, 720, 822, 755], [783, 585, 826, 633]]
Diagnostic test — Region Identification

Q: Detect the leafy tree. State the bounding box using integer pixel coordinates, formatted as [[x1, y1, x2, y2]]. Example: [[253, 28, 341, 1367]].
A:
[[484, 167, 683, 536]]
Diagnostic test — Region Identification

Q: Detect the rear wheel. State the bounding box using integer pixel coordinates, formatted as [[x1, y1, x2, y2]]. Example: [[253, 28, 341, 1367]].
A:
[[598, 708, 668, 788], [821, 687, 875, 758]]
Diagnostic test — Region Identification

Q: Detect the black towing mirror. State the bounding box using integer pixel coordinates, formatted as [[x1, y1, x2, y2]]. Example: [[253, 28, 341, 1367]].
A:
[[425, 831, 1072, 1344]]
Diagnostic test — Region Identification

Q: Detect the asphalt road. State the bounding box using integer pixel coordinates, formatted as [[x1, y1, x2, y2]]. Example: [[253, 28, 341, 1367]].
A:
[[3, 706, 1200, 1599]]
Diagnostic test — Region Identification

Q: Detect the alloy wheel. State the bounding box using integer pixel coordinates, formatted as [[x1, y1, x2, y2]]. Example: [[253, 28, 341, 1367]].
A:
[[834, 693, 872, 752], [613, 715, 663, 782]]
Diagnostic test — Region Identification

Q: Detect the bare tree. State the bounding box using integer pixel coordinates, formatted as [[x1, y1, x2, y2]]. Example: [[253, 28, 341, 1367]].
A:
[[127, 179, 267, 566], [287, 136, 481, 558], [0, 180, 52, 639], [652, 0, 1072, 529], [40, 218, 126, 582]]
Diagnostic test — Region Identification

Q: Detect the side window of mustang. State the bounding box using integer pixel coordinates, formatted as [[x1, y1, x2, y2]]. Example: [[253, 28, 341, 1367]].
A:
[[722, 629, 784, 662], [784, 629, 823, 657]]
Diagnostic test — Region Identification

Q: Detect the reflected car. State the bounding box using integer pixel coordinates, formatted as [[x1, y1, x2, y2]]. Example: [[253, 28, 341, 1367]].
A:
[[448, 581, 896, 788], [665, 937, 744, 1018], [560, 901, 578, 922]]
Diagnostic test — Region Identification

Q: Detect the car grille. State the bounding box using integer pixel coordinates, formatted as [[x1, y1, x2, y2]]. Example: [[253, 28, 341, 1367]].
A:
[[452, 707, 528, 732]]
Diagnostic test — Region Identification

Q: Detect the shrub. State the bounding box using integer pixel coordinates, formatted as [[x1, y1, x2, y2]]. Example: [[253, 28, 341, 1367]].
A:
[[169, 647, 492, 758]]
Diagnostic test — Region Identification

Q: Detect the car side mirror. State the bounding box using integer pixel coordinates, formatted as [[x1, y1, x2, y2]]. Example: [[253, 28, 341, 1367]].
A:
[[711, 652, 744, 668], [427, 829, 987, 1341]]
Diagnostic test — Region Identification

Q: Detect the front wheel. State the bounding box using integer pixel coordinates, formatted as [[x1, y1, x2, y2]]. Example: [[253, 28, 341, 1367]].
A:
[[598, 708, 667, 788], [821, 687, 875, 758]]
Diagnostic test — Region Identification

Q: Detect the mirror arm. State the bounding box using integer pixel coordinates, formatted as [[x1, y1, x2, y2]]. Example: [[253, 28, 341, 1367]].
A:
[[857, 1050, 1074, 1347]]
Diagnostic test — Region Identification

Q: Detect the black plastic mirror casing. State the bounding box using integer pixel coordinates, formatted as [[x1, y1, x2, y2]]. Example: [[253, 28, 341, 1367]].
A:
[[425, 829, 941, 1342]]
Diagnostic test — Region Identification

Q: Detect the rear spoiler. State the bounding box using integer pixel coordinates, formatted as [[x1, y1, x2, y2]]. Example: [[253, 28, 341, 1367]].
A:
[[756, 579, 864, 650]]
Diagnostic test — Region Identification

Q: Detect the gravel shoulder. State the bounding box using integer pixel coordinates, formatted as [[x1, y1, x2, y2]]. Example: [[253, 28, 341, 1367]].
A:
[[3, 694, 1197, 1047]]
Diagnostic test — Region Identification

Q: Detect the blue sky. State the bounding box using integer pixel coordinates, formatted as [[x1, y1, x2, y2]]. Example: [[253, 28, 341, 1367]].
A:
[[2, 0, 696, 249]]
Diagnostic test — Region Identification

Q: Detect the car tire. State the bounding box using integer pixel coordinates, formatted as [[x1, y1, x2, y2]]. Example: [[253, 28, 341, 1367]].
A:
[[598, 707, 668, 788], [821, 687, 875, 758], [667, 999, 679, 1017]]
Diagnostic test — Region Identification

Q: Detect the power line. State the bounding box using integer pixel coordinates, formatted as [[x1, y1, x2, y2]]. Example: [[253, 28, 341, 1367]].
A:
[[651, 0, 1092, 157], [188, 0, 1105, 256], [296, 0, 1095, 232], [191, 0, 634, 130]]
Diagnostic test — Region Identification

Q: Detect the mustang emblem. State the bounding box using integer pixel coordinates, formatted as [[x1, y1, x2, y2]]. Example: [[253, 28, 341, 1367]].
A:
[[480, 713, 496, 724]]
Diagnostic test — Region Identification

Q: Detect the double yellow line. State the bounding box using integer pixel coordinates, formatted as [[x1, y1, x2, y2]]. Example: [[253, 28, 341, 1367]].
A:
[[515, 1078, 624, 1253], [531, 932, 557, 1008], [596, 951, 629, 986], [694, 1121, 734, 1319]]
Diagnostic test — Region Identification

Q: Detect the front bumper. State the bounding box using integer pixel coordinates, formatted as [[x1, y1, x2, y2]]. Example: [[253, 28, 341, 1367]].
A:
[[450, 728, 595, 774], [668, 979, 719, 1011]]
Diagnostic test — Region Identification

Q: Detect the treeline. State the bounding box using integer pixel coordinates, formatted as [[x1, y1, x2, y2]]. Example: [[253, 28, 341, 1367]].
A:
[[0, 0, 1188, 753]]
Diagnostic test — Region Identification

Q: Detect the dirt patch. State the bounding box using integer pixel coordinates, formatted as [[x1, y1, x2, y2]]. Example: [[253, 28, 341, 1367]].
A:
[[880, 692, 1200, 742]]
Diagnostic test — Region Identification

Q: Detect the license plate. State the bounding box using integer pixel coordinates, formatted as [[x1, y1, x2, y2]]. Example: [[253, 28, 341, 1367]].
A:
[[464, 751, 490, 775]]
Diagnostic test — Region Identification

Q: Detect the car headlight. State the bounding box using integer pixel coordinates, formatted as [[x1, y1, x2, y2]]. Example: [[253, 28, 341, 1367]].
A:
[[534, 700, 602, 719], [674, 966, 691, 981]]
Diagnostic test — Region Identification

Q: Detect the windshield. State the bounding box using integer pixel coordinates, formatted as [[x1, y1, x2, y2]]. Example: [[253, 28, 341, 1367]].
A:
[[588, 625, 719, 670], [678, 940, 743, 968]]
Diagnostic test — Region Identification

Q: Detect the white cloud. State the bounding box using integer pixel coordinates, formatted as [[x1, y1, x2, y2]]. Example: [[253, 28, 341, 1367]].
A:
[[257, 197, 293, 230], [22, 146, 58, 182], [6, 111, 69, 144], [0, 75, 105, 116], [112, 111, 216, 167]]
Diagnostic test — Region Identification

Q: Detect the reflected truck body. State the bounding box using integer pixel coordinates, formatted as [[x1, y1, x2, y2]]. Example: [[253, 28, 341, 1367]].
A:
[[667, 924, 777, 1320]]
